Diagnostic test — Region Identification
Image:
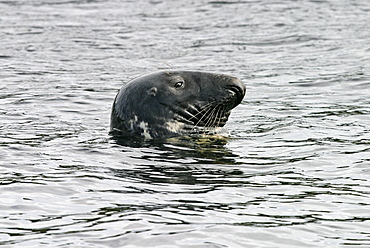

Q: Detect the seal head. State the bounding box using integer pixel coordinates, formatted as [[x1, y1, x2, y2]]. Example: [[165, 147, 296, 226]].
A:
[[110, 71, 246, 139]]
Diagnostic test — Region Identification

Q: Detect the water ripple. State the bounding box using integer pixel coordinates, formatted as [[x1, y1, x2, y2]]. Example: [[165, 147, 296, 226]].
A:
[[1, 0, 370, 247]]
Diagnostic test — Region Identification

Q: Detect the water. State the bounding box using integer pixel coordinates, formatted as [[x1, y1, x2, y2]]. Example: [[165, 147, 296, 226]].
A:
[[1, 0, 370, 247]]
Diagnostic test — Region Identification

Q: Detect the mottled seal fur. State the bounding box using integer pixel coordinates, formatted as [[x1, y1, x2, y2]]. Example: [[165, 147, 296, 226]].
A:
[[110, 71, 246, 139]]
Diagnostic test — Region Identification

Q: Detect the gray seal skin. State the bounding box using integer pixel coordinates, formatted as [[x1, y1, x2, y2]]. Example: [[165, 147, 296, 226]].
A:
[[110, 71, 246, 139]]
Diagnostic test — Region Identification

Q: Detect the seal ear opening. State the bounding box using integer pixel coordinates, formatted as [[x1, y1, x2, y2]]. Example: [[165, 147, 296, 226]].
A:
[[148, 87, 157, 96]]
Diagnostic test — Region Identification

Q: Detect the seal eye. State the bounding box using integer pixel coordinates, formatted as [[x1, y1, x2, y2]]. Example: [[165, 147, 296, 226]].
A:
[[173, 81, 184, 88]]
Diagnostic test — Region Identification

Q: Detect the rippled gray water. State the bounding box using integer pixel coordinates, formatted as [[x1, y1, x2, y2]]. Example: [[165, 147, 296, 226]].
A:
[[1, 0, 370, 247]]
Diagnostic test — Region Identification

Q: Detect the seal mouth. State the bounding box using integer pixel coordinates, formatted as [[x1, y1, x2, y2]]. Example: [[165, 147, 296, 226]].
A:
[[173, 90, 241, 130], [174, 103, 230, 129], [191, 103, 231, 128]]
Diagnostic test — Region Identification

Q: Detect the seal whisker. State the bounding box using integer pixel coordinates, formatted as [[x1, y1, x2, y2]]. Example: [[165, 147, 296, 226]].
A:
[[175, 102, 210, 126], [193, 110, 209, 129], [212, 106, 222, 128], [211, 104, 223, 128], [194, 102, 217, 128], [187, 104, 200, 113], [189, 102, 215, 125], [202, 107, 215, 128], [201, 103, 221, 129], [216, 105, 227, 128], [211, 103, 228, 130], [192, 111, 210, 131]]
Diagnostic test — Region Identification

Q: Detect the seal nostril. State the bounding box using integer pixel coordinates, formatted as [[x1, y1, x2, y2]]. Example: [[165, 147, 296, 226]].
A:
[[226, 85, 245, 99]]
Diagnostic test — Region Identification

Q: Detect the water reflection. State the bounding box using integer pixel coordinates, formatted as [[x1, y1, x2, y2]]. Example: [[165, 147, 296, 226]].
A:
[[109, 135, 244, 186], [111, 135, 240, 165]]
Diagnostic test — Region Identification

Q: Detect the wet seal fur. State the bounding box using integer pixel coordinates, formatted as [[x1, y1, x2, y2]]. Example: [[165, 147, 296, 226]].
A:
[[110, 71, 246, 139]]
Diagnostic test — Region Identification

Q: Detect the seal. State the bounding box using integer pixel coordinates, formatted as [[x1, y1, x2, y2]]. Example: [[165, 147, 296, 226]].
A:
[[110, 71, 246, 139]]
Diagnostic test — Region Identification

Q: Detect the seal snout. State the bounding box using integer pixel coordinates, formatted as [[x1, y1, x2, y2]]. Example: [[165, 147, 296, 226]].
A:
[[226, 84, 245, 99], [224, 78, 246, 106]]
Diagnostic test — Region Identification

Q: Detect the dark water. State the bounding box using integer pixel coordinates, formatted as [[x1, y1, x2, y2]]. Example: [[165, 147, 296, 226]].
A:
[[1, 0, 370, 247]]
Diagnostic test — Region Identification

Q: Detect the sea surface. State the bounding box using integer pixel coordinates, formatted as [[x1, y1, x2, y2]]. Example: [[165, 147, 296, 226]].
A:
[[1, 0, 370, 247]]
